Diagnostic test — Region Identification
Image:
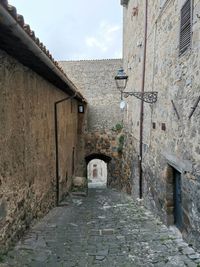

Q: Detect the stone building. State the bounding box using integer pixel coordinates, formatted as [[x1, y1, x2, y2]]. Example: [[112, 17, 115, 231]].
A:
[[60, 60, 131, 191], [0, 1, 86, 253], [120, 0, 200, 248]]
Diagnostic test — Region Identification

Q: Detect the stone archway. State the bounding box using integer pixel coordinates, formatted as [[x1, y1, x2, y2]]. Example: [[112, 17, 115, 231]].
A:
[[85, 153, 112, 164], [85, 153, 114, 187], [83, 131, 125, 189]]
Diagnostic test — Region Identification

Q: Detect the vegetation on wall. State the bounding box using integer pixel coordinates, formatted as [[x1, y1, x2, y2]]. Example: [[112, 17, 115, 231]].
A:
[[112, 123, 123, 132], [118, 134, 125, 153]]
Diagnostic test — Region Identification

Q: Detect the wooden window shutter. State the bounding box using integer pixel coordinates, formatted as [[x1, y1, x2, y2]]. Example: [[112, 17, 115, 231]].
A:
[[179, 0, 192, 55]]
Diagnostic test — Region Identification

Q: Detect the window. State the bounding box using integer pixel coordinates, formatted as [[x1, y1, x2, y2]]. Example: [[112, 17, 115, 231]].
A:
[[179, 0, 192, 55]]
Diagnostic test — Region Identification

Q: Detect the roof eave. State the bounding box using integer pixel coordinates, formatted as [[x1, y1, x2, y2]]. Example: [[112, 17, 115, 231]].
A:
[[0, 2, 86, 103]]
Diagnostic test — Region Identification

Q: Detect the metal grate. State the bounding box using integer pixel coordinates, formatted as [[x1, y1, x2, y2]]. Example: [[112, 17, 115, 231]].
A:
[[179, 0, 192, 55]]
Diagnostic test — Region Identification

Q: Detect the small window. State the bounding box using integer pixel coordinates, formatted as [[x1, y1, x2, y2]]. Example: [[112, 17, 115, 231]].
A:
[[179, 0, 192, 55]]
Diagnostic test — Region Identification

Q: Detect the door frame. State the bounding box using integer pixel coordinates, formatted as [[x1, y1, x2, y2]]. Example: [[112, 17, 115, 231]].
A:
[[173, 168, 183, 230]]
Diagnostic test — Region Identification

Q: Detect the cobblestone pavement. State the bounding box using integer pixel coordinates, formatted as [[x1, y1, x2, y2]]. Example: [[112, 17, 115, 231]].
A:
[[2, 188, 200, 267]]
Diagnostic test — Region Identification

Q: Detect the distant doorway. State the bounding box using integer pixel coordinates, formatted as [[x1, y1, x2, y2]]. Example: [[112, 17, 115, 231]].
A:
[[87, 159, 107, 188], [173, 168, 183, 230]]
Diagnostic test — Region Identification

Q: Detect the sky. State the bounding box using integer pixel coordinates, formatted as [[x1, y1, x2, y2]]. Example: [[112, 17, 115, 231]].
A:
[[9, 0, 123, 61]]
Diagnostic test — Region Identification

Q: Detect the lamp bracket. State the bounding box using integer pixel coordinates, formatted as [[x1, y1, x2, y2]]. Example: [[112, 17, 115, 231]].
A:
[[122, 91, 158, 103]]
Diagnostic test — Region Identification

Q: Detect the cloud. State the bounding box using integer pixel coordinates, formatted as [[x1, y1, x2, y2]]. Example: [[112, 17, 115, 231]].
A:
[[9, 0, 122, 60], [85, 21, 121, 55]]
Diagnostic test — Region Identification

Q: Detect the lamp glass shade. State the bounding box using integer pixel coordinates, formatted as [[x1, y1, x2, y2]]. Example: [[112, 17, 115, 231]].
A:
[[115, 68, 128, 92], [78, 105, 84, 113]]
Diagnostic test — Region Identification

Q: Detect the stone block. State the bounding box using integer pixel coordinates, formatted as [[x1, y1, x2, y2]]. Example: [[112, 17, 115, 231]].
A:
[[166, 206, 174, 215], [166, 214, 174, 226], [73, 177, 86, 187], [0, 200, 7, 220], [164, 166, 173, 184]]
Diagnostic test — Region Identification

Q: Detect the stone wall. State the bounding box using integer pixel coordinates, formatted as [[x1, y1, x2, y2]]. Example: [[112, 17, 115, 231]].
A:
[[59, 59, 123, 131], [59, 59, 127, 188], [0, 50, 80, 252], [122, 0, 200, 248], [84, 130, 124, 189]]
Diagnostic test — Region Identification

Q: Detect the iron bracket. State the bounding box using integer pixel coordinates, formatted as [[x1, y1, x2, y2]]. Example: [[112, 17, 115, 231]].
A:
[[122, 91, 158, 103], [171, 100, 180, 120], [188, 96, 200, 119]]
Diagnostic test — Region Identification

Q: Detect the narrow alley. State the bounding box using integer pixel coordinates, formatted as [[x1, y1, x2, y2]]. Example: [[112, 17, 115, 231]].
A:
[[2, 188, 200, 267]]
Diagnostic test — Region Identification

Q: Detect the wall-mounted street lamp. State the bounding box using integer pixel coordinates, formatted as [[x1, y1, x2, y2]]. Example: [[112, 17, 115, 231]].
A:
[[78, 104, 84, 113], [115, 68, 158, 104], [115, 67, 158, 200]]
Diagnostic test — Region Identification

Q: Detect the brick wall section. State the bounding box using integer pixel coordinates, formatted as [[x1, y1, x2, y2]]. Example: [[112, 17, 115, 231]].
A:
[[122, 0, 200, 248], [0, 50, 79, 252]]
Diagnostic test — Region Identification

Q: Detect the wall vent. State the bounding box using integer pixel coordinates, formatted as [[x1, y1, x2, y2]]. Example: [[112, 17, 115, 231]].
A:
[[120, 0, 129, 7], [161, 123, 166, 131], [179, 0, 192, 55]]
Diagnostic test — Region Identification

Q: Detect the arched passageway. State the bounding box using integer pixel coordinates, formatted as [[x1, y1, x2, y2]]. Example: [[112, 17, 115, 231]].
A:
[[85, 153, 112, 188], [87, 159, 107, 188]]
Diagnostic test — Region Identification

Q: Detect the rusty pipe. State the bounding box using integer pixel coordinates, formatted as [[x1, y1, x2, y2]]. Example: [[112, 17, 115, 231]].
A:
[[54, 94, 76, 206], [139, 0, 148, 199], [188, 96, 200, 119]]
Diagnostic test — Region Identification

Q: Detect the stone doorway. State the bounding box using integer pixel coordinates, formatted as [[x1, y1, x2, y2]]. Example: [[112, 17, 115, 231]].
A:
[[165, 164, 183, 231], [173, 168, 183, 231]]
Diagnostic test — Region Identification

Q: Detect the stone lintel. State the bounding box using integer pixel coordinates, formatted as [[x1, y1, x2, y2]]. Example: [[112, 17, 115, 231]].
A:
[[162, 152, 193, 173]]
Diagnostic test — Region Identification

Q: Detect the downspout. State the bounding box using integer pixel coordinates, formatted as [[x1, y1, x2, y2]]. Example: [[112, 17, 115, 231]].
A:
[[139, 0, 148, 199], [54, 93, 77, 206]]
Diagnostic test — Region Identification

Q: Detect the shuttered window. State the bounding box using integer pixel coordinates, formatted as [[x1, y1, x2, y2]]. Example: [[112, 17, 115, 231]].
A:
[[179, 0, 192, 55]]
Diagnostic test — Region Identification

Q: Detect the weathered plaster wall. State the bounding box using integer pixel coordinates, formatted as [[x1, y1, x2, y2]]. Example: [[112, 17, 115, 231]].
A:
[[0, 50, 79, 252], [122, 0, 200, 248]]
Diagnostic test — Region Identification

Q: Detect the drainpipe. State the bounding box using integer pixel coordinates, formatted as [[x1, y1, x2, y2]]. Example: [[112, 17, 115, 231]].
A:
[[54, 93, 76, 206], [139, 0, 148, 199]]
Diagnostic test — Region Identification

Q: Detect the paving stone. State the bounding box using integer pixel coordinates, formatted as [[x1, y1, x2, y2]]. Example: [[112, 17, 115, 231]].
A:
[[183, 247, 196, 255], [1, 188, 200, 267], [95, 255, 106, 261], [101, 229, 114, 235], [188, 253, 200, 260]]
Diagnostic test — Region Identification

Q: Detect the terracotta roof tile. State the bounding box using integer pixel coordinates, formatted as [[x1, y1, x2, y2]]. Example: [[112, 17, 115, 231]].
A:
[[17, 14, 24, 26]]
